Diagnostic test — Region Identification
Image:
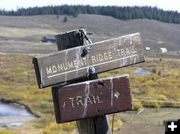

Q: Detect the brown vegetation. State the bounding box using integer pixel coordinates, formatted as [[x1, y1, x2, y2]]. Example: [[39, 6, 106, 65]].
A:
[[0, 54, 179, 134]]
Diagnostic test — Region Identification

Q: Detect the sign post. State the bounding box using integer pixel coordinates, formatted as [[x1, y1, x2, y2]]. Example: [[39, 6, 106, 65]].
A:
[[52, 29, 112, 134], [33, 29, 145, 134]]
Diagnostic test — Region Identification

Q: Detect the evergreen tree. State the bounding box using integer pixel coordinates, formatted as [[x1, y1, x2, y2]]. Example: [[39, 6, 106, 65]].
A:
[[0, 5, 180, 24], [63, 16, 68, 23]]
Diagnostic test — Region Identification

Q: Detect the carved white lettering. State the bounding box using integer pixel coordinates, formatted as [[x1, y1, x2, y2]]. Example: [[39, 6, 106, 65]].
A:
[[91, 56, 96, 64], [98, 54, 104, 62], [92, 95, 97, 104], [76, 96, 83, 106], [130, 46, 137, 54], [96, 95, 103, 104], [62, 63, 68, 71], [67, 94, 103, 108], [57, 64, 63, 72], [87, 96, 93, 105], [46, 46, 137, 77], [91, 51, 113, 64], [82, 57, 87, 65], [67, 61, 74, 69], [79, 58, 85, 67], [52, 65, 57, 73], [69, 98, 75, 108], [121, 49, 125, 57], [108, 51, 112, 59], [46, 66, 52, 75], [125, 48, 131, 55], [104, 53, 108, 60], [73, 60, 78, 68], [117, 46, 137, 57]]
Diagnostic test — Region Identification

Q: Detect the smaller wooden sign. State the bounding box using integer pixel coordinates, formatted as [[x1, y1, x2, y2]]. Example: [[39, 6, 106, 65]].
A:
[[52, 74, 132, 123]]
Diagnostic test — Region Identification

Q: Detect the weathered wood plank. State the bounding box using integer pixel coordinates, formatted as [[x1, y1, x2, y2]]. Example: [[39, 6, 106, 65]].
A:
[[52, 74, 132, 123], [33, 33, 144, 88], [76, 117, 111, 134], [56, 30, 83, 50]]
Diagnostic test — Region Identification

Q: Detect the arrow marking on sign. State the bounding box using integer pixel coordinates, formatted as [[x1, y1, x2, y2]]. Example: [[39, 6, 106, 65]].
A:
[[114, 91, 120, 99]]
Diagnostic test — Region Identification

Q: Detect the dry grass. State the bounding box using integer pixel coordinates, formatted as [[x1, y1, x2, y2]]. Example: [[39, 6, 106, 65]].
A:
[[0, 27, 57, 38], [0, 14, 179, 134], [0, 54, 179, 134]]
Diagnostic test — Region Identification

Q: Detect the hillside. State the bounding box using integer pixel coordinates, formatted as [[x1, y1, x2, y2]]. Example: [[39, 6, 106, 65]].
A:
[[0, 14, 180, 54], [0, 14, 180, 134]]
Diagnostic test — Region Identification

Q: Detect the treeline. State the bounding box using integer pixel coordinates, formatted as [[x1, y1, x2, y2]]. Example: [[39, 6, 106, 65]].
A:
[[0, 5, 180, 24]]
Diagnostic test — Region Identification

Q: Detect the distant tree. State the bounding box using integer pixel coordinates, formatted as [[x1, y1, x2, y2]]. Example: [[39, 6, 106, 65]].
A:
[[63, 16, 68, 23], [72, 12, 78, 17], [56, 14, 59, 19], [0, 5, 180, 24]]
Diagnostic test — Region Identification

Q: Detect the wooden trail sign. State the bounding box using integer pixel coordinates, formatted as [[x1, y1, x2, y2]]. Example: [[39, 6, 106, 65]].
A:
[[52, 74, 131, 123], [33, 33, 144, 88]]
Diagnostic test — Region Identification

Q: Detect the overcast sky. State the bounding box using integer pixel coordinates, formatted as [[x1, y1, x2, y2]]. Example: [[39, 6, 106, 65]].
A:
[[0, 0, 179, 12]]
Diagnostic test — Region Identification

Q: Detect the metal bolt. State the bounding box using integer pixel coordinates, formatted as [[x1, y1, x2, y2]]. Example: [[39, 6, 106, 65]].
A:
[[84, 47, 91, 53], [81, 47, 91, 57], [88, 67, 96, 75]]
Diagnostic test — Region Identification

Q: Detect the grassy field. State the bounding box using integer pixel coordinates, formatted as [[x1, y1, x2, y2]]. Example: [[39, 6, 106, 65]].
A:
[[0, 15, 180, 54], [0, 14, 179, 134], [0, 54, 179, 134]]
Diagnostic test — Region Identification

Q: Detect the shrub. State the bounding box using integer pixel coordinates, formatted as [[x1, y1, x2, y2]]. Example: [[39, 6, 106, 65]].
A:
[[132, 100, 143, 111]]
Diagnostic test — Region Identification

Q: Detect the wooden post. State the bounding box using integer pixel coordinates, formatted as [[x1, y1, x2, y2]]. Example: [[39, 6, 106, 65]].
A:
[[33, 29, 144, 134], [54, 29, 111, 134], [77, 116, 111, 134], [76, 73, 111, 134]]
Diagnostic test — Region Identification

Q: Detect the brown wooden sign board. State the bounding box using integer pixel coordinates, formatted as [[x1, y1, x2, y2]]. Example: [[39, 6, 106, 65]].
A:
[[52, 74, 132, 123], [33, 33, 144, 88]]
